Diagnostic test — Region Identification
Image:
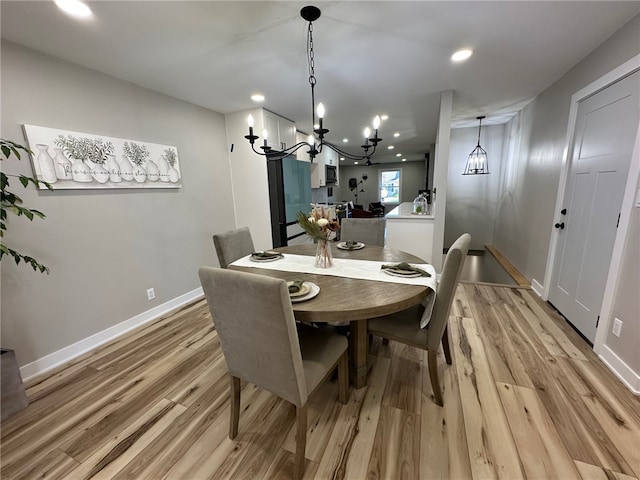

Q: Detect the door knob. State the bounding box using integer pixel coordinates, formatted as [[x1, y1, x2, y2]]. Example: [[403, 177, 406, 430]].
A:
[[554, 222, 565, 229]]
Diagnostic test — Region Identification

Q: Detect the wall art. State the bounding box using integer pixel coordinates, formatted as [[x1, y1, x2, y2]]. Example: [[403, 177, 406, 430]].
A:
[[22, 124, 182, 189]]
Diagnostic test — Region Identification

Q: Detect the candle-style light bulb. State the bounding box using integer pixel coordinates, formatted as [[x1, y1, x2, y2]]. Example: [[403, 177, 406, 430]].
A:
[[317, 102, 325, 130], [308, 134, 314, 145], [364, 127, 371, 146], [247, 114, 255, 137], [373, 115, 381, 130], [262, 129, 268, 147]]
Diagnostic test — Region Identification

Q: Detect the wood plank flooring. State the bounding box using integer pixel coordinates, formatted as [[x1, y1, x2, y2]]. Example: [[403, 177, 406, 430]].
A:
[[2, 284, 639, 479]]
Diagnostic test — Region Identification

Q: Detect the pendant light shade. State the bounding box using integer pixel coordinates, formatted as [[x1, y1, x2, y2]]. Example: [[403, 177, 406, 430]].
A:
[[463, 116, 490, 175]]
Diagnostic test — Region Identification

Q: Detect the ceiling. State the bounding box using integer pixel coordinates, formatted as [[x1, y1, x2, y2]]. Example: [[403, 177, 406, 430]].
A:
[[2, 1, 638, 164]]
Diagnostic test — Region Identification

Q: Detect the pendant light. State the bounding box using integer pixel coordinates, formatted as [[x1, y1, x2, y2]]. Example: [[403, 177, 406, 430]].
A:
[[463, 116, 490, 175], [244, 5, 382, 162]]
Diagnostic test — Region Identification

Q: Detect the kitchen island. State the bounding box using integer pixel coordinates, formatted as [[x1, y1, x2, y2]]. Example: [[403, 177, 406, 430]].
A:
[[385, 202, 435, 263]]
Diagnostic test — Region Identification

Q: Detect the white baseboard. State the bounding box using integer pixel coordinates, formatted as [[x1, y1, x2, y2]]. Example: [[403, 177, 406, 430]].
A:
[[531, 279, 544, 298], [598, 344, 640, 395], [20, 287, 204, 382]]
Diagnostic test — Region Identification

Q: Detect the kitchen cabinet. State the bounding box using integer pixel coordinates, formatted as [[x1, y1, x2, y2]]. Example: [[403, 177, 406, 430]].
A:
[[263, 110, 296, 151], [385, 202, 435, 262]]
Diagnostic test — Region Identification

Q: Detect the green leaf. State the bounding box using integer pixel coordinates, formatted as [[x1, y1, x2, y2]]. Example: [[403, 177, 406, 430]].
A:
[[1, 145, 10, 158], [23, 209, 34, 221], [19, 176, 29, 188], [30, 209, 46, 219]]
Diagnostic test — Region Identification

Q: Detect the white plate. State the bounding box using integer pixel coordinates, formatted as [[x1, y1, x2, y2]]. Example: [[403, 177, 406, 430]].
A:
[[290, 282, 320, 303], [336, 242, 365, 250], [250, 252, 283, 262], [287, 281, 311, 298], [383, 268, 422, 278]]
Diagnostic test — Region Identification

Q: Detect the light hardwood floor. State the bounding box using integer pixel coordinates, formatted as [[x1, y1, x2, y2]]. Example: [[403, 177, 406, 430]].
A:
[[2, 284, 639, 479]]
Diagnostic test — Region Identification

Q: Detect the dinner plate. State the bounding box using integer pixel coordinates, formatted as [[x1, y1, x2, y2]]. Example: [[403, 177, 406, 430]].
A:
[[249, 252, 283, 262], [290, 282, 320, 303], [336, 241, 365, 250], [287, 281, 311, 298], [383, 268, 422, 278]]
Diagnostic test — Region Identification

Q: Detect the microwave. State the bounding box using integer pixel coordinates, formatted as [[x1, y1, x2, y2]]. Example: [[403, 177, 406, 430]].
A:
[[326, 165, 337, 184]]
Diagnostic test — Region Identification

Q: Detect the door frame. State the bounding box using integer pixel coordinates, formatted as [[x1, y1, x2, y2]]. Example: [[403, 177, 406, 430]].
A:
[[541, 54, 640, 354]]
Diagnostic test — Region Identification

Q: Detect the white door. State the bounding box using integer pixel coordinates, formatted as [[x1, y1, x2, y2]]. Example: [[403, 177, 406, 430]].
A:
[[549, 70, 639, 343]]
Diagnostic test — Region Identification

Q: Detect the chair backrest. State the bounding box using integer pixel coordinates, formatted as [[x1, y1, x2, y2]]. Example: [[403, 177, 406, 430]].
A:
[[426, 233, 471, 350], [340, 218, 386, 246], [212, 227, 255, 268], [198, 267, 308, 406]]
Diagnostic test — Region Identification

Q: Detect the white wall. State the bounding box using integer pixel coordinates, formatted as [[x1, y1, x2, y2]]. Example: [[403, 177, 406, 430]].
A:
[[446, 124, 505, 250], [1, 42, 235, 371]]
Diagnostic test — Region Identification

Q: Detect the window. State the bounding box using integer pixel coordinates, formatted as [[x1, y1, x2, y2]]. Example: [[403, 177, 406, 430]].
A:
[[379, 169, 401, 204]]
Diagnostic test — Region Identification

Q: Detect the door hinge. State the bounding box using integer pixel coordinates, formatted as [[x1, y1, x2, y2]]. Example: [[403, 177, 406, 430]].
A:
[[616, 213, 621, 228], [596, 315, 600, 328]]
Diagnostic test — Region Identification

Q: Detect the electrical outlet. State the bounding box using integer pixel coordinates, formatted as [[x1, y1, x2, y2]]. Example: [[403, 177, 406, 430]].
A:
[[147, 288, 155, 301], [612, 318, 623, 337]]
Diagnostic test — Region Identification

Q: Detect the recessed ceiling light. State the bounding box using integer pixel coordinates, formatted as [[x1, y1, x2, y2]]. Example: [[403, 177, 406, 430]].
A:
[[340, 157, 345, 161], [354, 161, 359, 165], [342, 138, 348, 143], [380, 115, 389, 121], [54, 0, 92, 17], [396, 153, 401, 157], [251, 93, 265, 102], [387, 145, 394, 150], [393, 132, 400, 138], [451, 49, 473, 62], [402, 159, 407, 162]]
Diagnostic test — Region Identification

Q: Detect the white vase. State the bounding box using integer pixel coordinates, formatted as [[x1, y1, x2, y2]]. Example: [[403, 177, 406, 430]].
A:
[[35, 144, 57, 184], [105, 154, 122, 183], [168, 166, 180, 183], [133, 163, 147, 183], [117, 156, 134, 182], [71, 158, 93, 182], [145, 160, 160, 182], [91, 163, 110, 184], [156, 156, 170, 182], [53, 148, 72, 180]]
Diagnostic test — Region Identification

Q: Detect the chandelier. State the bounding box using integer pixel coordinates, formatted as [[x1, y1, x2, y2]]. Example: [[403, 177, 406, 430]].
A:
[[244, 5, 382, 162], [462, 116, 490, 175]]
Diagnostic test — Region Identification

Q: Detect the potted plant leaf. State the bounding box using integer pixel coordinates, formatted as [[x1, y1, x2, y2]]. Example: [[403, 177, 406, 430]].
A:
[[1, 138, 52, 421]]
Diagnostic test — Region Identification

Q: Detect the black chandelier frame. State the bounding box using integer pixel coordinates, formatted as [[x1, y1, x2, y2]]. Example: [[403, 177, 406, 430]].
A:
[[244, 5, 382, 162]]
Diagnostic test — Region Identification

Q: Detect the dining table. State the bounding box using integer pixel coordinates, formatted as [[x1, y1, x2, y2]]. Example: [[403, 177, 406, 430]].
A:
[[229, 243, 435, 389]]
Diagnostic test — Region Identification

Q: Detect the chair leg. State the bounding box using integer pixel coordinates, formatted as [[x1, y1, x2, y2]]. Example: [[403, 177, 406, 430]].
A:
[[229, 375, 241, 439], [338, 352, 349, 404], [428, 350, 443, 407], [442, 326, 452, 365], [294, 404, 308, 480]]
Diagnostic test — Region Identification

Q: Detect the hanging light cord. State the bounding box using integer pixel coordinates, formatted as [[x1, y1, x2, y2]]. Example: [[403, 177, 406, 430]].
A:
[[476, 116, 483, 146]]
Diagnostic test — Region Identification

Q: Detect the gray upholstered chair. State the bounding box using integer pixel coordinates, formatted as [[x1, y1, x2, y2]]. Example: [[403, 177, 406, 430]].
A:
[[340, 218, 386, 247], [367, 233, 470, 406], [198, 267, 349, 480], [212, 227, 255, 268]]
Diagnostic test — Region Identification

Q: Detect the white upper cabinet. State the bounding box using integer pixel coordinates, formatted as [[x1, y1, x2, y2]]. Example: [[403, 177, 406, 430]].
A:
[[263, 110, 296, 151]]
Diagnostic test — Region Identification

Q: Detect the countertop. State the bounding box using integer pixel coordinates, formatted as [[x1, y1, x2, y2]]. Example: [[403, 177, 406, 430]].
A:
[[385, 202, 434, 220]]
